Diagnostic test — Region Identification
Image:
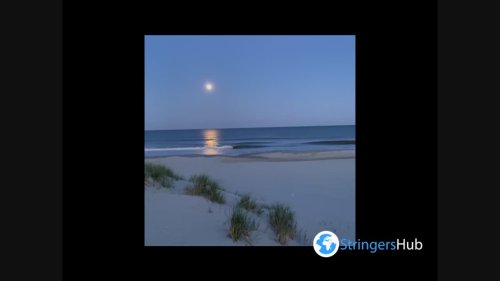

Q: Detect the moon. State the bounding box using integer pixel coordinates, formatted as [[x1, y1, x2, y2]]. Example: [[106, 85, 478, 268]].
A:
[[204, 82, 214, 92]]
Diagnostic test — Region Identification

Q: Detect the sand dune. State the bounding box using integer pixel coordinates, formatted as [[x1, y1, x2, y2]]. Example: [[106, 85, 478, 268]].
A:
[[145, 153, 355, 246]]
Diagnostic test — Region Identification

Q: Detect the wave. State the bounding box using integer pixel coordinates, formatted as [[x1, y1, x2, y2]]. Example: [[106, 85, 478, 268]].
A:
[[231, 140, 355, 149], [232, 144, 268, 149], [245, 149, 356, 160], [305, 140, 356, 145], [145, 145, 233, 152], [228, 141, 270, 149], [145, 140, 355, 153]]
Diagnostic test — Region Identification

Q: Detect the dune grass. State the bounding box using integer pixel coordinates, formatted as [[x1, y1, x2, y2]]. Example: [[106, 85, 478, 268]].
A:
[[268, 203, 297, 245], [144, 162, 183, 188], [228, 207, 257, 242], [237, 194, 260, 213], [185, 174, 225, 204]]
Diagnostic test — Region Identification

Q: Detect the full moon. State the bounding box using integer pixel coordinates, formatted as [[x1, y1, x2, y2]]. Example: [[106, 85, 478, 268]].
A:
[[204, 82, 214, 92]]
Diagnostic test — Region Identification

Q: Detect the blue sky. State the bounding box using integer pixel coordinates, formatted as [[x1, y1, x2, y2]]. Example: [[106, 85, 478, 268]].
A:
[[145, 35, 355, 130]]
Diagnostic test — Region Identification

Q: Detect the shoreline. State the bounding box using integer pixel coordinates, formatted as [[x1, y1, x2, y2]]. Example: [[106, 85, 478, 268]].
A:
[[144, 149, 355, 162]]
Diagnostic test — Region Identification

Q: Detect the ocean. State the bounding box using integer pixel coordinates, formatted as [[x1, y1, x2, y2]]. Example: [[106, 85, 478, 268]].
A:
[[144, 125, 355, 157]]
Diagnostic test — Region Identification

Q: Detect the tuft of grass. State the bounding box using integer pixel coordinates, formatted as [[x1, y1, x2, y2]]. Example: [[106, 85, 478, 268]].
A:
[[228, 207, 257, 242], [268, 203, 297, 245], [237, 194, 259, 213], [185, 174, 225, 204], [144, 162, 183, 188]]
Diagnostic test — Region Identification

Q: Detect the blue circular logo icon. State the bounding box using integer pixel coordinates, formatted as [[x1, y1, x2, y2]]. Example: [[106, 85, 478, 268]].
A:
[[313, 230, 340, 257]]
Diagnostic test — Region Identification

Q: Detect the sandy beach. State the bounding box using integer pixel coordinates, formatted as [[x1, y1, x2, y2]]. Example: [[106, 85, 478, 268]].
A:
[[145, 151, 355, 246]]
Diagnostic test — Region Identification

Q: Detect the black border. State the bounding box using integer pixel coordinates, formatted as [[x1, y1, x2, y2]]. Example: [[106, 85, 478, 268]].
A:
[[437, 1, 498, 280], [63, 2, 437, 279], [3, 1, 62, 280]]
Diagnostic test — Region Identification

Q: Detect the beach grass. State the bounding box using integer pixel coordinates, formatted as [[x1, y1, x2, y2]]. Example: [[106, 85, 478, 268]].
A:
[[228, 207, 257, 242], [268, 203, 297, 245], [185, 174, 226, 204], [237, 194, 259, 213], [144, 162, 183, 188]]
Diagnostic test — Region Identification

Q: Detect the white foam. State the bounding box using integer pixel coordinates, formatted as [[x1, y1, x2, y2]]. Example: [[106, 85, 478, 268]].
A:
[[145, 145, 233, 152]]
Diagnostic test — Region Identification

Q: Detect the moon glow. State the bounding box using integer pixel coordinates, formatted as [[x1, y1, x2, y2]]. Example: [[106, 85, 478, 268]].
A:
[[204, 82, 214, 92]]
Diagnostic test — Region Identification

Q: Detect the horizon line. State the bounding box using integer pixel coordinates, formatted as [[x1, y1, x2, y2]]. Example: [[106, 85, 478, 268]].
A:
[[145, 124, 355, 131]]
